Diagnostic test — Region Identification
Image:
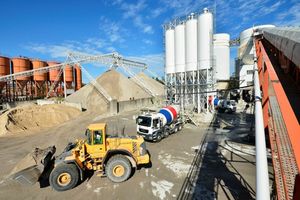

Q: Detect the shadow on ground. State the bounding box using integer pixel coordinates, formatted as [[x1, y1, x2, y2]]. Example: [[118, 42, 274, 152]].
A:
[[177, 110, 265, 200]]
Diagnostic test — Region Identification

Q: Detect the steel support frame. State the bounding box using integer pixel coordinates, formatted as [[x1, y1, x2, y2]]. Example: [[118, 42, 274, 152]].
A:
[[169, 67, 214, 113], [165, 73, 175, 104], [198, 67, 214, 113], [255, 39, 300, 200], [174, 72, 185, 111], [186, 71, 197, 105]]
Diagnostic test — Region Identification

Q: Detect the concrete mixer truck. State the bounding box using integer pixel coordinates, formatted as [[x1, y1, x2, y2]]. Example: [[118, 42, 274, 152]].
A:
[[136, 105, 184, 142]]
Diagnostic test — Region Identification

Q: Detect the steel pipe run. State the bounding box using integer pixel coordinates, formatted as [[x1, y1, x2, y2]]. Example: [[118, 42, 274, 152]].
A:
[[253, 40, 270, 200]]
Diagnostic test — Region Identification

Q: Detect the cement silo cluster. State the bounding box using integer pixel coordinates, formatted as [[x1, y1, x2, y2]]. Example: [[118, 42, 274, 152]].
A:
[[164, 8, 230, 112], [0, 55, 82, 102]]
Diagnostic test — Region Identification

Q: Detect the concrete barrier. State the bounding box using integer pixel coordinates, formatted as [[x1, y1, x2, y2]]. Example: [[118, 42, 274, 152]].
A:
[[63, 102, 83, 111], [37, 99, 83, 111], [116, 97, 164, 113], [36, 100, 55, 105], [5, 100, 37, 110]]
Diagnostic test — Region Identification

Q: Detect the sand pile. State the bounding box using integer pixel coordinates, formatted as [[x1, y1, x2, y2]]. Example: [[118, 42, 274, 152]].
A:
[[66, 83, 108, 112], [96, 69, 151, 101], [0, 104, 81, 136], [66, 69, 152, 110], [132, 72, 165, 96]]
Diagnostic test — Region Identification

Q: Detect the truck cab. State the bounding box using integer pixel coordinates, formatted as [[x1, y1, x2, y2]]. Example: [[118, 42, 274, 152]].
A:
[[136, 114, 163, 141], [136, 112, 183, 142]]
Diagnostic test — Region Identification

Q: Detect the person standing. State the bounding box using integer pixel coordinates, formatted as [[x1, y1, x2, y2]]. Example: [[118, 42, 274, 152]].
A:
[[208, 95, 213, 112]]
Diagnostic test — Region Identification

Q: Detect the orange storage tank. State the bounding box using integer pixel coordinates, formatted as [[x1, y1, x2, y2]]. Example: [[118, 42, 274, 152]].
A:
[[11, 57, 32, 81], [47, 61, 61, 81], [31, 59, 47, 81], [0, 56, 10, 89], [64, 65, 73, 83], [0, 56, 10, 77], [75, 65, 82, 90]]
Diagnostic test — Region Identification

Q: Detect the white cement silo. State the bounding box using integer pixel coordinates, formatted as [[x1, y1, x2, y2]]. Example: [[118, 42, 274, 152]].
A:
[[175, 22, 186, 73], [213, 33, 230, 81], [197, 8, 213, 70], [165, 27, 176, 74], [185, 13, 198, 72]]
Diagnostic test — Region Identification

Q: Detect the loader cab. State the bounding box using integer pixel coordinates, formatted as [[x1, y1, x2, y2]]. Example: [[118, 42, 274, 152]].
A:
[[85, 129, 103, 145], [84, 123, 107, 158]]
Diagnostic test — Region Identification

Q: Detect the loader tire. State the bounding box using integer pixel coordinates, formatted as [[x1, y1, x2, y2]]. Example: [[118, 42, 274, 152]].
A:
[[106, 155, 131, 183], [49, 163, 79, 191]]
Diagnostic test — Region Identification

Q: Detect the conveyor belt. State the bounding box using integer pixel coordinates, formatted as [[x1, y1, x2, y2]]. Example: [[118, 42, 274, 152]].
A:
[[259, 27, 300, 68], [269, 96, 298, 199], [255, 38, 300, 200]]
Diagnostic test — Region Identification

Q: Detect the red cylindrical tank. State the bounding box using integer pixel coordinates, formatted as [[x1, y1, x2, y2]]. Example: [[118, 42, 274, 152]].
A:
[[64, 65, 73, 83], [31, 59, 48, 81], [11, 57, 32, 81], [75, 65, 82, 90], [0, 56, 10, 90], [47, 61, 61, 81]]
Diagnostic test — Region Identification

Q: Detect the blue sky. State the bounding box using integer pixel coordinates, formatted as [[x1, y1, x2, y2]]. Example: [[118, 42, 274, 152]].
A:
[[0, 0, 299, 82]]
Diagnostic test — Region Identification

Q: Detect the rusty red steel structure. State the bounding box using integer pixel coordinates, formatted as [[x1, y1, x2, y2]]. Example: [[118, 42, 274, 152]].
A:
[[0, 56, 82, 102], [31, 59, 48, 98], [0, 56, 11, 101], [255, 38, 300, 200], [75, 64, 82, 91]]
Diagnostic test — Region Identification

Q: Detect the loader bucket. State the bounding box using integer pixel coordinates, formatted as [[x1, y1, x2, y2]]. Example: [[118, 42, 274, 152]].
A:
[[10, 146, 56, 185]]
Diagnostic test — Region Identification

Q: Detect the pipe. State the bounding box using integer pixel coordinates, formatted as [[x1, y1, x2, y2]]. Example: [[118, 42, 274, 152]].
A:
[[63, 65, 67, 99], [253, 38, 270, 200]]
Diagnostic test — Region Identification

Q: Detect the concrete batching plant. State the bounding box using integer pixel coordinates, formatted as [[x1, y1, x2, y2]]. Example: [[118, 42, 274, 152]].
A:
[[165, 8, 221, 112]]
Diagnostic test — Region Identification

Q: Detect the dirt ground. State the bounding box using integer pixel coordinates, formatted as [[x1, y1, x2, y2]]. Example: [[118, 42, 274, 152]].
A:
[[0, 104, 263, 200]]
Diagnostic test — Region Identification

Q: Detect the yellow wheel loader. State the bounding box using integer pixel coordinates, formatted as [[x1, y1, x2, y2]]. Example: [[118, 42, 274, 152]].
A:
[[10, 123, 150, 191]]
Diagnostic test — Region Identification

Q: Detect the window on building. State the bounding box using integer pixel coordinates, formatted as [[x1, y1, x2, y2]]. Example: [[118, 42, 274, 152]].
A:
[[247, 81, 253, 86]]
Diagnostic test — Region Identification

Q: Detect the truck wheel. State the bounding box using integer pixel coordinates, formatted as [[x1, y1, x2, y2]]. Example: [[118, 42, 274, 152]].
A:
[[164, 130, 169, 138], [49, 163, 79, 191], [178, 125, 183, 131], [156, 133, 162, 142], [174, 126, 178, 133], [106, 155, 131, 183]]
